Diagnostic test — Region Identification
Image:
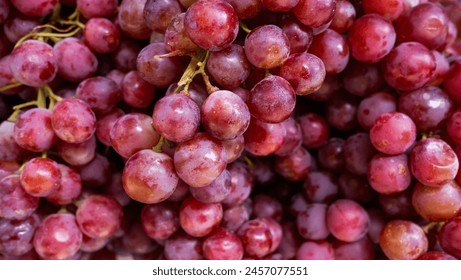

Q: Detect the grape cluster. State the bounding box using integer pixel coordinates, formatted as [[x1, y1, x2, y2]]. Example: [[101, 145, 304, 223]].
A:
[[1, 0, 461, 260]]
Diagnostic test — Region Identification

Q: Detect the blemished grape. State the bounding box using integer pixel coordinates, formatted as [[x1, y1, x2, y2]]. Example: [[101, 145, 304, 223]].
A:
[[109, 113, 161, 159], [20, 157, 61, 197], [380, 220, 428, 260], [10, 40, 57, 87], [53, 37, 98, 82], [369, 112, 417, 155], [3, 0, 461, 261], [51, 98, 97, 144]]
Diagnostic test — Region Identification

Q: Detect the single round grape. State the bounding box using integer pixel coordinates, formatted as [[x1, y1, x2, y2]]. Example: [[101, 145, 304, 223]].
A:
[[203, 227, 243, 260], [237, 218, 281, 258], [20, 157, 61, 197], [244, 118, 286, 156], [222, 203, 251, 232], [174, 133, 227, 188], [83, 17, 120, 54], [248, 75, 296, 123], [293, 0, 336, 28], [206, 44, 251, 89], [297, 112, 330, 149], [412, 180, 461, 222], [33, 213, 82, 260], [51, 98, 97, 144], [14, 108, 58, 152], [76, 194, 123, 239], [143, 0, 183, 33], [136, 42, 184, 88], [53, 37, 98, 82], [117, 0, 151, 40], [330, 0, 355, 33], [369, 112, 416, 155], [0, 174, 39, 220], [141, 202, 179, 240], [395, 2, 449, 50], [109, 113, 160, 159], [201, 90, 251, 140], [380, 220, 428, 260], [164, 12, 199, 53], [399, 86, 453, 133], [179, 196, 223, 237], [308, 29, 350, 75], [184, 0, 238, 51], [382, 42, 436, 91], [279, 52, 326, 96], [410, 138, 459, 188], [438, 216, 461, 259], [76, 76, 122, 115], [281, 15, 313, 54], [368, 153, 411, 194], [244, 25, 290, 69], [347, 14, 396, 63], [326, 199, 369, 242], [10, 40, 57, 87], [152, 93, 200, 143], [121, 70, 156, 109], [122, 149, 178, 204], [10, 0, 57, 17]]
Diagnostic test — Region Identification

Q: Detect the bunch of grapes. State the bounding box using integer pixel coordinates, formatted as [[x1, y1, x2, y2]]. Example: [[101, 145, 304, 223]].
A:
[[1, 0, 461, 260]]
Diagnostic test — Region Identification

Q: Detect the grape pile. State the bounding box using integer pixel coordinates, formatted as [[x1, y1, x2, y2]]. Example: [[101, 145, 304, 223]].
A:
[[1, 0, 461, 260]]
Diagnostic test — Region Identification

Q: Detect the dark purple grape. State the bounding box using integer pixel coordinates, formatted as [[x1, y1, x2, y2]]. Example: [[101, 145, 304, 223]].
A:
[[143, 0, 183, 33], [118, 0, 151, 40], [438, 216, 461, 259]]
